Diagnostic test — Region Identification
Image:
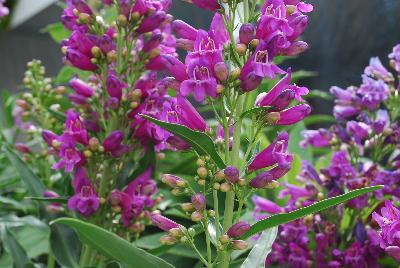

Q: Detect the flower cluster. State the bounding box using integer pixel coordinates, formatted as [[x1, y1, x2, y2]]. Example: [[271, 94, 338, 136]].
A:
[[254, 44, 400, 267]]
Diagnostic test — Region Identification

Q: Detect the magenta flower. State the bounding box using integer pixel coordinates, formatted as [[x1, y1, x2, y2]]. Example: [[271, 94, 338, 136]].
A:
[[365, 57, 393, 82], [239, 23, 255, 45], [69, 78, 95, 98], [389, 44, 400, 73], [42, 130, 59, 146], [0, 0, 9, 18], [300, 129, 333, 148], [172, 20, 198, 41], [137, 11, 167, 34], [107, 74, 124, 101], [224, 166, 240, 184], [372, 200, 400, 261], [64, 31, 97, 71], [227, 221, 251, 238], [276, 104, 311, 125], [252, 195, 282, 220], [124, 168, 157, 207], [103, 130, 129, 157], [67, 167, 99, 217], [357, 75, 390, 110], [256, 69, 308, 110], [52, 134, 84, 173], [248, 132, 292, 171], [65, 109, 89, 145], [151, 213, 181, 232], [278, 182, 313, 202], [191, 194, 206, 211], [173, 95, 207, 131], [191, 0, 220, 10], [346, 121, 370, 143], [249, 171, 274, 189]]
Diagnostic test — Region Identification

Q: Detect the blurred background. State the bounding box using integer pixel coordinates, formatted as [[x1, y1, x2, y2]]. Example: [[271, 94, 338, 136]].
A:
[[1, 0, 400, 114]]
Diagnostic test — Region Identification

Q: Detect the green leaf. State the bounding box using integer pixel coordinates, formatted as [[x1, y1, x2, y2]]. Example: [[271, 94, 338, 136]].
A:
[[50, 224, 80, 268], [2, 145, 46, 197], [52, 218, 175, 268], [241, 185, 383, 239], [0, 215, 46, 228], [141, 115, 226, 169], [0, 226, 34, 268], [26, 196, 68, 203], [303, 114, 336, 126], [0, 196, 27, 211], [240, 227, 278, 268], [240, 106, 272, 119], [288, 122, 313, 162], [46, 107, 67, 121], [55, 66, 91, 84], [42, 22, 71, 43]]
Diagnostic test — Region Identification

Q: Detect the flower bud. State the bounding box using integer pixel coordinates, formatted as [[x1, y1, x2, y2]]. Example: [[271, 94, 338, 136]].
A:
[[117, 14, 128, 26], [88, 137, 99, 151], [213, 183, 221, 190], [239, 23, 255, 45], [188, 228, 196, 237], [249, 171, 273, 189], [232, 240, 248, 250], [15, 143, 31, 154], [151, 213, 181, 231], [160, 235, 177, 245], [231, 68, 241, 80], [236, 43, 247, 56], [197, 167, 208, 179], [191, 194, 206, 211], [249, 38, 259, 49], [215, 171, 225, 182], [197, 179, 206, 186], [208, 210, 216, 217], [196, 159, 206, 167], [227, 221, 250, 238], [107, 50, 118, 63], [103, 130, 124, 152], [220, 234, 230, 244], [191, 211, 203, 222], [16, 99, 29, 109], [162, 174, 184, 187], [238, 179, 246, 186], [264, 180, 280, 189], [214, 62, 229, 82], [220, 182, 232, 192], [181, 202, 194, 212], [42, 130, 58, 147], [224, 166, 239, 183], [266, 112, 281, 124], [169, 227, 183, 238]]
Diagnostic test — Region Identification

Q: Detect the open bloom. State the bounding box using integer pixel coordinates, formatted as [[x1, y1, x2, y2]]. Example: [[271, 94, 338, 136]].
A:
[[67, 167, 99, 217], [248, 132, 292, 172]]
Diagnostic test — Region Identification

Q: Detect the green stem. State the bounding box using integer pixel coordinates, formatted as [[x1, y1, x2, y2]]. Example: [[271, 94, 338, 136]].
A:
[[213, 190, 220, 242], [204, 217, 213, 267], [79, 245, 93, 268], [47, 248, 55, 268], [190, 241, 209, 267]]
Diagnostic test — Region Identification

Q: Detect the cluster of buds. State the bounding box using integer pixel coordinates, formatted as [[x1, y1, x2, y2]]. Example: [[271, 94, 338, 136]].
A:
[[219, 221, 251, 251]]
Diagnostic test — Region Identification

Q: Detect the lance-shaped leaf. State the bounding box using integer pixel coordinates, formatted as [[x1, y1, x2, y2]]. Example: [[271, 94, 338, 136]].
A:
[[2, 145, 46, 197], [0, 225, 35, 268], [241, 185, 383, 239], [140, 114, 226, 169], [241, 226, 278, 268], [51, 218, 175, 268], [240, 106, 272, 119]]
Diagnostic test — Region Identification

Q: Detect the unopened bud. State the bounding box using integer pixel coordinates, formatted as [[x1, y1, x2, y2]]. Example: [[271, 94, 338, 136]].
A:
[[216, 84, 225, 94], [232, 240, 248, 250], [220, 234, 230, 244], [89, 137, 99, 151], [197, 167, 208, 179], [117, 14, 128, 26], [84, 150, 93, 158], [215, 171, 225, 182], [191, 211, 203, 222], [220, 182, 232, 192], [107, 50, 118, 63], [214, 62, 229, 82], [208, 210, 216, 217], [213, 183, 221, 190], [236, 43, 247, 56], [286, 5, 296, 15], [239, 23, 255, 45], [238, 179, 246, 186], [169, 228, 183, 238], [181, 202, 194, 212], [196, 159, 206, 167], [130, 101, 139, 109], [131, 11, 141, 21], [231, 68, 241, 80], [197, 179, 206, 186], [160, 235, 177, 245], [264, 180, 280, 189], [91, 46, 102, 58], [52, 140, 61, 149], [249, 39, 260, 49], [78, 13, 91, 24]]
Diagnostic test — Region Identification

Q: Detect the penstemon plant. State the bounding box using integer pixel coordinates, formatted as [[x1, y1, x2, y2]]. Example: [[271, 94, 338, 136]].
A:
[[0, 0, 386, 268]]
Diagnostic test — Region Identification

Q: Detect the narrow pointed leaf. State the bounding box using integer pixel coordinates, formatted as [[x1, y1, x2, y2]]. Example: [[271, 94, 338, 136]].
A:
[[241, 185, 383, 239], [50, 224, 80, 268], [0, 225, 35, 268], [2, 145, 46, 197], [240, 106, 272, 119], [241, 226, 278, 268], [52, 218, 175, 268], [140, 114, 226, 169]]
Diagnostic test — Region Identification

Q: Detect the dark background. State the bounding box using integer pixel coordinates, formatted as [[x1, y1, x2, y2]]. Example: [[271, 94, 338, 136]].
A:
[[1, 0, 400, 114]]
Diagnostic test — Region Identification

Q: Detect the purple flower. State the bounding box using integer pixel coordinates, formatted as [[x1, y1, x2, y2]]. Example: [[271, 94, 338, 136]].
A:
[[276, 104, 311, 125], [300, 129, 333, 148], [346, 121, 370, 143], [52, 134, 84, 173], [389, 44, 400, 73], [248, 132, 292, 171], [65, 109, 89, 145], [227, 221, 251, 238], [373, 110, 390, 134], [357, 75, 390, 110], [0, 0, 9, 17], [107, 74, 124, 101], [255, 69, 308, 109], [103, 130, 129, 157], [239, 23, 255, 45], [364, 57, 393, 82], [191, 194, 206, 211], [224, 166, 240, 183], [151, 213, 181, 232], [137, 11, 167, 34], [64, 31, 97, 71], [173, 95, 207, 131], [191, 0, 220, 10], [69, 78, 95, 98], [172, 20, 198, 41], [249, 171, 274, 188], [252, 195, 282, 220], [42, 130, 59, 147], [67, 167, 99, 217], [278, 182, 313, 202]]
